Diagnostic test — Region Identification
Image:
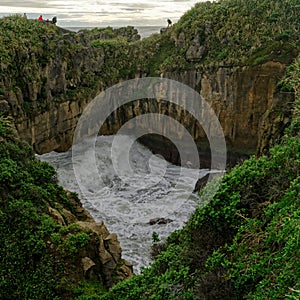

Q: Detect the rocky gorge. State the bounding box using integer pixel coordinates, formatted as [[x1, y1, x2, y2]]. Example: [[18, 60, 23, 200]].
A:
[[0, 12, 297, 166], [0, 0, 299, 298]]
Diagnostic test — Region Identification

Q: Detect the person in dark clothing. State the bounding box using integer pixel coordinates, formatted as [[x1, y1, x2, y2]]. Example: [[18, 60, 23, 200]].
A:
[[167, 19, 172, 27]]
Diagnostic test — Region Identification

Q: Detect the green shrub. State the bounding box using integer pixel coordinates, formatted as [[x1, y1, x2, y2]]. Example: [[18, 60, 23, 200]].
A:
[[0, 117, 101, 299], [98, 137, 300, 299]]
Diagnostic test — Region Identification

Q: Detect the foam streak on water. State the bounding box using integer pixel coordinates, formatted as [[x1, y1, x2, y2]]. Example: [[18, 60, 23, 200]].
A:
[[38, 135, 210, 272]]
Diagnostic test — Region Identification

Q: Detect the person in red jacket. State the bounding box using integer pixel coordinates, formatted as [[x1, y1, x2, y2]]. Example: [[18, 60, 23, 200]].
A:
[[38, 15, 43, 21]]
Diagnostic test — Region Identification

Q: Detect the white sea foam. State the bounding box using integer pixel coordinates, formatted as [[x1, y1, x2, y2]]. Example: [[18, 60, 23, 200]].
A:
[[38, 135, 211, 272]]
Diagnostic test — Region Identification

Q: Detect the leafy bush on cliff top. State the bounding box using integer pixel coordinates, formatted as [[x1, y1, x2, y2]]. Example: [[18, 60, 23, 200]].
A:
[[171, 0, 300, 66], [0, 15, 59, 66], [80, 26, 140, 43], [0, 15, 104, 116]]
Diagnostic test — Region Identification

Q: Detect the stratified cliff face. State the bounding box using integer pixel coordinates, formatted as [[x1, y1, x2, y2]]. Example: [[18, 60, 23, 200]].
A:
[[0, 18, 139, 154], [1, 28, 101, 153], [196, 62, 288, 154], [0, 15, 297, 164], [99, 62, 289, 166], [11, 59, 289, 162]]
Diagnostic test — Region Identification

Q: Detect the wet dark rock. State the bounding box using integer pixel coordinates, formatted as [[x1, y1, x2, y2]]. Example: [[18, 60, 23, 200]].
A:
[[193, 172, 225, 193], [193, 174, 210, 193], [149, 217, 173, 225]]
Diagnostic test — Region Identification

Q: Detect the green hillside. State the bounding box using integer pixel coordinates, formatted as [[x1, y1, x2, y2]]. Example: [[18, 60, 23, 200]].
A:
[[178, 0, 299, 62], [96, 55, 300, 299], [0, 117, 78, 299]]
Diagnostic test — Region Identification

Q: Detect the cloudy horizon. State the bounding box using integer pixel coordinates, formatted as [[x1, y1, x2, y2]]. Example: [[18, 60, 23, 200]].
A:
[[0, 0, 205, 28]]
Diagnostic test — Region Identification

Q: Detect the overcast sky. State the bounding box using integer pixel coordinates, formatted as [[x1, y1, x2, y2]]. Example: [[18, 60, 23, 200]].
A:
[[0, 0, 205, 28]]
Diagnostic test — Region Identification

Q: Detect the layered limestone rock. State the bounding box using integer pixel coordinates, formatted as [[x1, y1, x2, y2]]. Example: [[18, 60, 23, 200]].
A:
[[257, 89, 294, 155], [48, 191, 133, 288], [0, 25, 138, 154], [1, 32, 103, 153], [197, 62, 287, 154], [0, 20, 292, 166], [99, 62, 288, 166], [6, 60, 288, 166]]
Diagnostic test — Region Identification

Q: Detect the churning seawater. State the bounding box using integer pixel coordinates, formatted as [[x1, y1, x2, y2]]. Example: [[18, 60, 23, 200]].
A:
[[38, 135, 211, 272]]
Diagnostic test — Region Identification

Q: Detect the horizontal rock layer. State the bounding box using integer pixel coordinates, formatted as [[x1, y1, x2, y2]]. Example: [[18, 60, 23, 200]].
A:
[[0, 21, 293, 166]]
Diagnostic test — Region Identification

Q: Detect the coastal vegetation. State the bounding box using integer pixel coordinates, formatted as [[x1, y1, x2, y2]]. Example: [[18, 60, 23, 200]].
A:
[[0, 0, 299, 299], [0, 115, 113, 299], [173, 0, 300, 66], [88, 55, 300, 299], [0, 113, 135, 299]]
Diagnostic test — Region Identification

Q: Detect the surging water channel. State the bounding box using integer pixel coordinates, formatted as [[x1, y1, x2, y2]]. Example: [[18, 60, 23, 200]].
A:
[[38, 135, 211, 272]]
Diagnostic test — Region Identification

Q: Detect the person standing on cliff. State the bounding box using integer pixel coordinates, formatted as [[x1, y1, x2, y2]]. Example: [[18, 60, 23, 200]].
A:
[[38, 15, 43, 21], [51, 16, 57, 25]]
